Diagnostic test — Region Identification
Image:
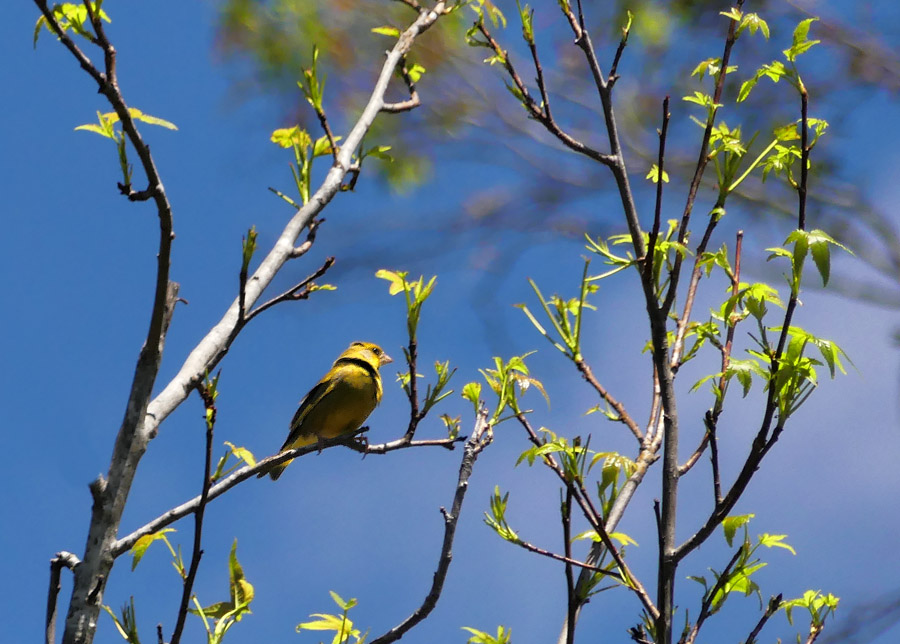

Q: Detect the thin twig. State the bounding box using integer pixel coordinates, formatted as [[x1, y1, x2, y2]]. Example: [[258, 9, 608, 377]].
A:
[[645, 96, 670, 278], [510, 537, 624, 581], [289, 217, 323, 258], [708, 411, 722, 505], [678, 230, 744, 480], [403, 336, 423, 440], [562, 488, 577, 644], [744, 594, 783, 644], [805, 624, 826, 644], [608, 13, 632, 82], [475, 21, 615, 166], [799, 87, 809, 231], [575, 359, 643, 442], [313, 104, 339, 162], [170, 382, 218, 644], [244, 256, 335, 323], [382, 55, 422, 113], [368, 408, 493, 644], [575, 480, 659, 620], [678, 79, 815, 561], [526, 29, 552, 123], [352, 436, 465, 454], [681, 546, 744, 644]]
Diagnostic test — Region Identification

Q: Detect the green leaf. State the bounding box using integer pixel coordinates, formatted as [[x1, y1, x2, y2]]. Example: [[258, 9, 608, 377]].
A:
[[462, 625, 512, 644], [329, 591, 357, 612], [759, 533, 797, 555], [516, 0, 534, 45], [722, 514, 754, 547], [363, 144, 393, 162], [646, 164, 669, 184], [224, 441, 256, 468], [407, 63, 426, 83], [462, 382, 482, 410], [784, 18, 820, 62], [130, 528, 175, 571], [371, 25, 400, 37], [737, 13, 770, 39], [74, 123, 113, 138], [128, 108, 178, 130], [313, 134, 341, 157], [270, 125, 311, 149], [375, 269, 408, 295]]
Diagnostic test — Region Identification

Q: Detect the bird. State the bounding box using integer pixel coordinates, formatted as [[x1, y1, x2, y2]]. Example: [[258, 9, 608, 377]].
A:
[[260, 341, 393, 480]]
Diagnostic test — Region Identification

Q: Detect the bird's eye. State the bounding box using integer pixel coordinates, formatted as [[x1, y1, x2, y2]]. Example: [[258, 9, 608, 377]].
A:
[[373, 347, 382, 355]]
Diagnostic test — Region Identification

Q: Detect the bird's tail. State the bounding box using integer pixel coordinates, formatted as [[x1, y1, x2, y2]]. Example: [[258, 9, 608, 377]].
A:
[[257, 458, 291, 480], [266, 460, 290, 480]]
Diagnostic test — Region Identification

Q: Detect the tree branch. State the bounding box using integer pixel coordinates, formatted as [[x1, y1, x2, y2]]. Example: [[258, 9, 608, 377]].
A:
[[743, 594, 783, 644], [38, 5, 449, 640], [170, 383, 218, 644], [680, 546, 744, 644], [368, 408, 493, 644], [575, 359, 643, 442], [112, 427, 461, 558], [46, 552, 80, 644]]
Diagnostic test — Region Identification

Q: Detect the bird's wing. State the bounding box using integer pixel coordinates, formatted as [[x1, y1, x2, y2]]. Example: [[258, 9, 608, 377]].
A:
[[279, 375, 339, 450]]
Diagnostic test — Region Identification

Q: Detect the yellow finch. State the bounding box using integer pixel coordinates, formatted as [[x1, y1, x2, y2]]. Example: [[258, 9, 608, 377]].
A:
[[261, 341, 392, 480]]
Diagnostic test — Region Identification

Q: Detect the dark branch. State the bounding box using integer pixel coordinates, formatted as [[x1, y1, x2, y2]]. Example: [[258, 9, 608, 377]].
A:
[[170, 383, 218, 644], [244, 256, 335, 323], [368, 408, 493, 644]]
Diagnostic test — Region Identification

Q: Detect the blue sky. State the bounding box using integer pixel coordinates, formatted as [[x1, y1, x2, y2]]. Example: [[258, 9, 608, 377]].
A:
[[4, 2, 900, 644]]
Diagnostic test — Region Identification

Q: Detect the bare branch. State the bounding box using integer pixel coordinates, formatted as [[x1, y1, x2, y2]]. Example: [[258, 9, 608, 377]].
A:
[[368, 408, 493, 644], [170, 383, 218, 644], [575, 358, 643, 442], [474, 21, 615, 166], [357, 436, 465, 454], [46, 552, 80, 644], [744, 594, 783, 644], [608, 12, 632, 82], [244, 256, 335, 323], [112, 427, 460, 558], [562, 488, 577, 644], [381, 55, 422, 113]]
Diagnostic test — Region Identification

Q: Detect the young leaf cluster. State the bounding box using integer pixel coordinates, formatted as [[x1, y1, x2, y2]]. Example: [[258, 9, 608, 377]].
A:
[[466, 353, 548, 423], [517, 261, 596, 361], [296, 591, 367, 644], [269, 125, 339, 207], [118, 538, 254, 644], [74, 108, 177, 187], [689, 515, 796, 613], [188, 541, 255, 644], [34, 1, 109, 46]]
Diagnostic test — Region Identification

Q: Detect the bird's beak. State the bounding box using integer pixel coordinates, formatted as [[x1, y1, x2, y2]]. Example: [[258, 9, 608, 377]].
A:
[[381, 352, 393, 366]]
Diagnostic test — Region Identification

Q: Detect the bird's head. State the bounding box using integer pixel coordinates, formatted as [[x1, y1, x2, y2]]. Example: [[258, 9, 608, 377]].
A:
[[341, 341, 393, 370]]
